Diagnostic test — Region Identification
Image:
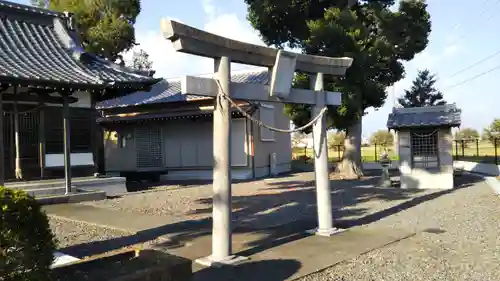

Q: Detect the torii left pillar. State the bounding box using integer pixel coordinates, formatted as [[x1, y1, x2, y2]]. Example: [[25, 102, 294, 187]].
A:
[[195, 56, 248, 267]]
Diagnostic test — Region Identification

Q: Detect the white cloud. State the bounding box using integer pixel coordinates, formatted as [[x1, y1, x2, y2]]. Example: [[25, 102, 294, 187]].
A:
[[202, 0, 217, 20], [443, 44, 460, 57], [203, 14, 264, 46], [122, 3, 267, 79], [124, 30, 206, 79], [410, 50, 436, 70]]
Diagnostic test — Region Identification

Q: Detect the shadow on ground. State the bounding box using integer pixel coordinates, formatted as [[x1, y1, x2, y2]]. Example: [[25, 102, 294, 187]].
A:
[[192, 259, 301, 281], [125, 172, 305, 192], [61, 172, 483, 263]]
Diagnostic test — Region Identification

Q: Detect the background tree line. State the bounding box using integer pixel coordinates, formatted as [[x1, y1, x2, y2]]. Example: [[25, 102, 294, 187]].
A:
[[329, 130, 393, 148], [455, 119, 500, 147], [246, 0, 432, 178]]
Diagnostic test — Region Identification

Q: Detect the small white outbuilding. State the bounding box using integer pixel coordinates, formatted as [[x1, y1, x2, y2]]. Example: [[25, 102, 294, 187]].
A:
[[387, 104, 462, 190]]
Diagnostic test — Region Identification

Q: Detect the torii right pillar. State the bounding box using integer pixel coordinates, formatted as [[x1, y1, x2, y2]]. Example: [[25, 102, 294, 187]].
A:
[[308, 73, 342, 236]]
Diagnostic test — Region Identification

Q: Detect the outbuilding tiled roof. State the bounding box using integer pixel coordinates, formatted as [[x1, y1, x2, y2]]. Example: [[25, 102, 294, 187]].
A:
[[0, 0, 160, 90], [97, 68, 270, 109], [387, 104, 462, 130]]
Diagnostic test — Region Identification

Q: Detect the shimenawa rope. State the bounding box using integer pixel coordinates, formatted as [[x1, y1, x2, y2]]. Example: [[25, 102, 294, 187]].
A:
[[412, 129, 438, 138], [215, 79, 327, 133]]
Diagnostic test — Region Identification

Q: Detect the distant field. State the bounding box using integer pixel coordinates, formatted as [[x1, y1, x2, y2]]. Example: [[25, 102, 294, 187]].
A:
[[292, 146, 398, 163], [452, 141, 499, 164], [293, 141, 499, 164]]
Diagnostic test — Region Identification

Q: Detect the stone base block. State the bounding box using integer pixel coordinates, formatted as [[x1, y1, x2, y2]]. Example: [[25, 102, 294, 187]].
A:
[[195, 254, 249, 267], [306, 227, 347, 237]]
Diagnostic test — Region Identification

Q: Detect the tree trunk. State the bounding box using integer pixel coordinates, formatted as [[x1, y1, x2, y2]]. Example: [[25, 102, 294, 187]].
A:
[[335, 118, 363, 179]]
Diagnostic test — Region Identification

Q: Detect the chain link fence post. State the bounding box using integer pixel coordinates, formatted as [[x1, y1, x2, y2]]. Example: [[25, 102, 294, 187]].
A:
[[461, 139, 465, 158], [495, 138, 498, 166], [337, 145, 341, 162], [476, 138, 479, 157]]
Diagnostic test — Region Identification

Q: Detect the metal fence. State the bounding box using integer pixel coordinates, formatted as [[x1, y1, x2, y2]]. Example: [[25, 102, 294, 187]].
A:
[[293, 143, 396, 163], [453, 138, 499, 165], [293, 139, 500, 165]]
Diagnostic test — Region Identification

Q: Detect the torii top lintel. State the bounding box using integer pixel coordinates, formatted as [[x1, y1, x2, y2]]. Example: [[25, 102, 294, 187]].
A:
[[161, 19, 353, 76]]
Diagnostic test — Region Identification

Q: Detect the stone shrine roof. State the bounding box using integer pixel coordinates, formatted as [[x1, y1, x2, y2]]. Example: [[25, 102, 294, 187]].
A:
[[386, 104, 462, 130], [0, 0, 160, 90], [97, 68, 270, 109]]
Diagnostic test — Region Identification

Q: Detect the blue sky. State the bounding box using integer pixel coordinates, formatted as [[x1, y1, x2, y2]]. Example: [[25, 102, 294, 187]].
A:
[[16, 0, 500, 138]]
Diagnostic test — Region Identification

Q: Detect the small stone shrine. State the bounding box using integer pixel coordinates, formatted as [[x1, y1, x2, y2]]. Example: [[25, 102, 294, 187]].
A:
[[378, 149, 392, 187], [386, 104, 461, 190]]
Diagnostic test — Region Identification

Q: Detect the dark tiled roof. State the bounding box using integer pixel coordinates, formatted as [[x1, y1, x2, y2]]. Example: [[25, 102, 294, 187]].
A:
[[0, 0, 159, 90], [97, 110, 246, 124], [97, 68, 270, 109], [387, 104, 462, 129]]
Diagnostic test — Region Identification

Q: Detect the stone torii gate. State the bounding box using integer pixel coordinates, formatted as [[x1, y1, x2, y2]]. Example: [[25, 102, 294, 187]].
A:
[[161, 19, 353, 267]]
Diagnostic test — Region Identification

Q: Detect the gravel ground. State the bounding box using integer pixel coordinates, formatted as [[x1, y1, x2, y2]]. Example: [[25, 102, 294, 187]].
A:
[[81, 172, 440, 229], [49, 172, 500, 280], [49, 217, 131, 257], [299, 178, 500, 281], [49, 216, 175, 258]]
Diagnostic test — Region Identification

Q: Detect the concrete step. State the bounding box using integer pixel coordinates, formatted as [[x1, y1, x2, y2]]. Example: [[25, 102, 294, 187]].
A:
[[5, 176, 128, 197], [35, 190, 107, 205], [7, 179, 90, 190], [25, 186, 76, 197], [7, 185, 106, 205]]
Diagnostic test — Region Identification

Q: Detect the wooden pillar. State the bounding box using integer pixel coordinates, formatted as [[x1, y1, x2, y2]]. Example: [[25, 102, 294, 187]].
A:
[[39, 107, 45, 178], [0, 89, 4, 185], [90, 94, 99, 175], [62, 95, 72, 193], [13, 92, 22, 180]]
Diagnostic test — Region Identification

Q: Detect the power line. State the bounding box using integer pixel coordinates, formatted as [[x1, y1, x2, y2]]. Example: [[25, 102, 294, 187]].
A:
[[446, 49, 500, 79], [478, 0, 500, 23], [444, 0, 493, 36], [398, 1, 500, 93], [440, 0, 500, 79], [448, 0, 500, 52], [443, 63, 500, 91]]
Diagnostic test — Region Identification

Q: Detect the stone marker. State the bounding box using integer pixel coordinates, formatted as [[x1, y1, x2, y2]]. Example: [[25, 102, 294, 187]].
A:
[[379, 150, 392, 188]]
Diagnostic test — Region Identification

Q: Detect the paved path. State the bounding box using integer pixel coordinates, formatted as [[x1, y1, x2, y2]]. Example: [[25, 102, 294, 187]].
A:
[[45, 203, 414, 281], [180, 226, 414, 281], [44, 204, 172, 233], [45, 172, 490, 280]]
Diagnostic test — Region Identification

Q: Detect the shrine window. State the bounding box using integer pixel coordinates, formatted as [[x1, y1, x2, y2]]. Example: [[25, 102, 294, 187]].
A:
[[70, 108, 92, 153], [410, 128, 439, 169], [44, 107, 92, 154], [44, 107, 63, 154]]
